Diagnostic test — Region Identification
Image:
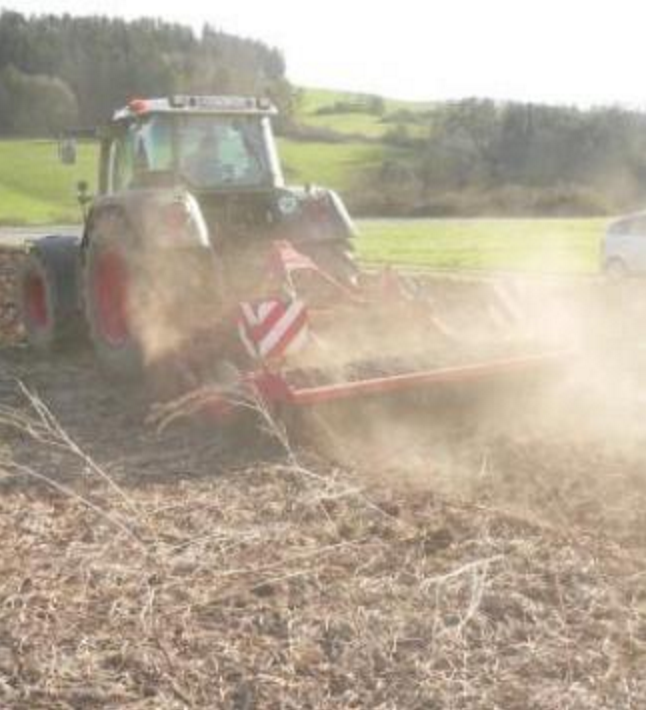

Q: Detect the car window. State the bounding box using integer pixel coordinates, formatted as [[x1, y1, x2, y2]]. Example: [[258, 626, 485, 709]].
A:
[[609, 218, 646, 236]]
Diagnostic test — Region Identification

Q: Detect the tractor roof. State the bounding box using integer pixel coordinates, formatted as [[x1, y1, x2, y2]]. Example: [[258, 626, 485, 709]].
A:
[[112, 95, 278, 123]]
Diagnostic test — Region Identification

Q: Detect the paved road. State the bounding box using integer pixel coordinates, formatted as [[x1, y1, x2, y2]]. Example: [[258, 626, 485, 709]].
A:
[[0, 225, 81, 248]]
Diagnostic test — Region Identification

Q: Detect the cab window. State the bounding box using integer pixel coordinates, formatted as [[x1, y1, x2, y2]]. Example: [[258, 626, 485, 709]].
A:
[[108, 128, 135, 192], [108, 119, 175, 192], [135, 117, 173, 172], [177, 116, 270, 188]]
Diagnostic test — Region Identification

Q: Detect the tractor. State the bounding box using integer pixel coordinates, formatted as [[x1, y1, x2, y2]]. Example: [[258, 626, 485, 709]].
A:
[[18, 95, 559, 426]]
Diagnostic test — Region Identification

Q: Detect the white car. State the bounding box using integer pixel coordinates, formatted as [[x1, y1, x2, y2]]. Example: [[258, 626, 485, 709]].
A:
[[603, 212, 646, 276]]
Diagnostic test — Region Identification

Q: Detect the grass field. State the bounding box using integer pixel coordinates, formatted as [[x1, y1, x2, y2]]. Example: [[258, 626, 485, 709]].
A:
[[0, 137, 381, 223], [0, 88, 426, 224], [296, 87, 433, 139], [0, 138, 610, 275], [278, 139, 383, 190], [298, 112, 392, 139], [0, 139, 97, 225], [355, 218, 607, 274], [298, 87, 434, 115]]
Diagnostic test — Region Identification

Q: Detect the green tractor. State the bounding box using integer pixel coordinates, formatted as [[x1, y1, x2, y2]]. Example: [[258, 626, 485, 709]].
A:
[[19, 95, 357, 378]]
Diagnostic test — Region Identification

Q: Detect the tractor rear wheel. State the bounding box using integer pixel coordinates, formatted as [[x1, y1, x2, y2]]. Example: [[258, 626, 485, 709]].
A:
[[83, 213, 142, 376], [18, 236, 84, 350]]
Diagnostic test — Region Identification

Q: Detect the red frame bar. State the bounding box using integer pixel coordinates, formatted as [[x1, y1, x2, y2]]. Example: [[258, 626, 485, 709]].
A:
[[277, 352, 566, 406], [196, 352, 567, 423]]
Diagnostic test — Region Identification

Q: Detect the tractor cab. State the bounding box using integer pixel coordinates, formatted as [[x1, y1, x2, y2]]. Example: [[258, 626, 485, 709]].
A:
[[90, 96, 356, 277], [59, 96, 355, 259], [99, 96, 284, 195]]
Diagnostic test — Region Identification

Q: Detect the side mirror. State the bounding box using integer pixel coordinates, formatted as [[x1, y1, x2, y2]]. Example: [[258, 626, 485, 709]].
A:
[[59, 137, 77, 165], [77, 180, 92, 206]]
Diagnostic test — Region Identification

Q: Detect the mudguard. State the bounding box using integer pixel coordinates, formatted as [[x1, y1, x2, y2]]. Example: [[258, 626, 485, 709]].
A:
[[83, 188, 211, 254], [274, 186, 357, 244]]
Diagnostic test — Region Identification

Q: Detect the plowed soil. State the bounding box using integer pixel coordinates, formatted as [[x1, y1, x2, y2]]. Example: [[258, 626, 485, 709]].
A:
[[2, 275, 646, 708]]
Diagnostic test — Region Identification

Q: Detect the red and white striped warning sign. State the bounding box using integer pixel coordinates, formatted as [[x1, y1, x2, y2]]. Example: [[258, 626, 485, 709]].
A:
[[238, 298, 309, 360]]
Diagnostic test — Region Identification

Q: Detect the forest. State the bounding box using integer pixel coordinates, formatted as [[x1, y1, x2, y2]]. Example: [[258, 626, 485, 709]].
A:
[[0, 11, 290, 134], [3, 11, 646, 215]]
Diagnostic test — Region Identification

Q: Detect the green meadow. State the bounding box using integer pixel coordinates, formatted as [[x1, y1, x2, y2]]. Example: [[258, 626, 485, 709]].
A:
[[0, 136, 380, 223], [0, 124, 608, 275], [355, 218, 606, 274], [0, 139, 97, 224]]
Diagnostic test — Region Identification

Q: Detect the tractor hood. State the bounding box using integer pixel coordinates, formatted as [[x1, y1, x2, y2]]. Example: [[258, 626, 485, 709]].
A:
[[192, 185, 357, 249]]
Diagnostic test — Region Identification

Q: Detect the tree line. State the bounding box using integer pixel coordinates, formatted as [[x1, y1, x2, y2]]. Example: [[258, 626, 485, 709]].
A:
[[0, 11, 291, 135], [361, 99, 646, 215]]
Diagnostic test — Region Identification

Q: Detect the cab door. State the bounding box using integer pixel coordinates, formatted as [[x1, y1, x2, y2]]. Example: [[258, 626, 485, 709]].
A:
[[625, 217, 646, 272], [106, 131, 136, 194]]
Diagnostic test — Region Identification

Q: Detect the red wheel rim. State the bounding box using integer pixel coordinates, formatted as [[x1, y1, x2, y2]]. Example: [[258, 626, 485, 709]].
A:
[[24, 273, 49, 329], [94, 250, 130, 346]]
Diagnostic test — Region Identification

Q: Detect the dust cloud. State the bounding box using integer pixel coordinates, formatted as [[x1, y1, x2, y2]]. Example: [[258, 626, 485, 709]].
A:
[[122, 236, 646, 544], [293, 274, 646, 542], [125, 241, 225, 392]]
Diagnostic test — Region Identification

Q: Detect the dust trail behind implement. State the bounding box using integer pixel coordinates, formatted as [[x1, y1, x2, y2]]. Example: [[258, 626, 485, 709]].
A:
[[293, 274, 646, 542], [124, 250, 646, 540], [4, 273, 646, 707]]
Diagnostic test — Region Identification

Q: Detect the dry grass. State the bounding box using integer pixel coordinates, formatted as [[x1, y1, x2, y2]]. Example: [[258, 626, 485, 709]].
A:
[[0, 376, 645, 709], [2, 274, 646, 708]]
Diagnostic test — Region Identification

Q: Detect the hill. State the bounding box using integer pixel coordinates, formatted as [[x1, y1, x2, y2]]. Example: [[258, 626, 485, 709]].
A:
[[291, 89, 646, 218], [2, 9, 646, 218], [295, 87, 433, 139], [0, 137, 383, 225]]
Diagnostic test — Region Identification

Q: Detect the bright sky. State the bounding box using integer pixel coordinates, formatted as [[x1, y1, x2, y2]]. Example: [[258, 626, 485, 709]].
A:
[[3, 0, 646, 106]]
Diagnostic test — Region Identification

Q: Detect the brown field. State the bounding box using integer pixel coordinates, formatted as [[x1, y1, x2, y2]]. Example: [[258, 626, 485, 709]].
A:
[[2, 264, 646, 708]]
